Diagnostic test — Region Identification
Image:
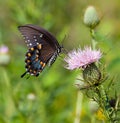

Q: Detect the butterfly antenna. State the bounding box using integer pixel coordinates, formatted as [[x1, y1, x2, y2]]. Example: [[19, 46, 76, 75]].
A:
[[61, 35, 67, 46], [21, 71, 28, 78], [60, 35, 69, 54]]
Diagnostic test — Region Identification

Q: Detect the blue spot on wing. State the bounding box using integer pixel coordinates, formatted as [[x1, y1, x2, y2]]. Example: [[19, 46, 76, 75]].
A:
[[31, 60, 42, 70]]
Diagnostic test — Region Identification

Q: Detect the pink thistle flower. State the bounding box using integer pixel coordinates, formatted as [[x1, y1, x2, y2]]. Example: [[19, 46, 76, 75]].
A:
[[64, 47, 102, 70]]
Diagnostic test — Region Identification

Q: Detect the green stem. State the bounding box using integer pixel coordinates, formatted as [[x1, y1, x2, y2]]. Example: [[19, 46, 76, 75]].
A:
[[90, 29, 98, 50], [74, 91, 83, 123]]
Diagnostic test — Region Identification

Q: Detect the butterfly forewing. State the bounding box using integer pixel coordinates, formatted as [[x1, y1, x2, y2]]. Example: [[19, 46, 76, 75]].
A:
[[18, 26, 44, 48], [18, 24, 61, 77], [18, 24, 60, 49]]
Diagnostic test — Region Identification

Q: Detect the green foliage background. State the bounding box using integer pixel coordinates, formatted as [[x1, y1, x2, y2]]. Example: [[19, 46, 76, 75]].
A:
[[0, 0, 120, 123]]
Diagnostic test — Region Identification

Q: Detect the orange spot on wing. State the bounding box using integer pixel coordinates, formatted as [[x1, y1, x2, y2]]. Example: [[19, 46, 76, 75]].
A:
[[42, 63, 46, 68], [37, 44, 42, 49], [27, 53, 31, 57], [30, 47, 34, 51], [29, 69, 32, 72], [40, 61, 43, 65], [35, 58, 39, 61], [27, 60, 30, 63], [33, 70, 37, 74], [36, 54, 39, 58]]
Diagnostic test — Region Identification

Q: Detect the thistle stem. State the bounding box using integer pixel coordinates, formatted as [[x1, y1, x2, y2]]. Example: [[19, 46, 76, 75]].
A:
[[74, 91, 83, 123], [90, 28, 112, 122], [90, 29, 98, 50]]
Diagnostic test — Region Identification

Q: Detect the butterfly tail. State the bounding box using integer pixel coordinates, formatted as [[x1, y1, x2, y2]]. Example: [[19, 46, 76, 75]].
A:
[[21, 71, 28, 78]]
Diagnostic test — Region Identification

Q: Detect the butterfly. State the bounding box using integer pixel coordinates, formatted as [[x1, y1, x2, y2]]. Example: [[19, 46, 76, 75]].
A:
[[18, 24, 62, 78]]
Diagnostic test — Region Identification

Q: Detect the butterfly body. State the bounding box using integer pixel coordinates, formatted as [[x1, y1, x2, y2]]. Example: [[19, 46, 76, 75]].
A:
[[18, 24, 61, 77]]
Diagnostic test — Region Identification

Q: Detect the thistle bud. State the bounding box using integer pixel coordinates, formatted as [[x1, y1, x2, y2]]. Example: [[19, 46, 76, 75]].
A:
[[83, 6, 100, 29], [82, 63, 101, 85]]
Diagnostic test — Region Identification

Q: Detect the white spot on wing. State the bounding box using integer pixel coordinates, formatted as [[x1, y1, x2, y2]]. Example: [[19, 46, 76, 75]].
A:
[[28, 39, 30, 42], [29, 43, 32, 46], [40, 34, 43, 38], [35, 39, 37, 41]]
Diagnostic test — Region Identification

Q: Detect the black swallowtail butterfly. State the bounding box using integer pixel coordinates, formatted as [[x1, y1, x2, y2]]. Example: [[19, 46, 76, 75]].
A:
[[18, 24, 62, 77]]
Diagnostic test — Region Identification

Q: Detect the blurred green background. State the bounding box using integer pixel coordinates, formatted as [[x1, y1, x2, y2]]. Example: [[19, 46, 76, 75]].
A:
[[0, 0, 120, 123]]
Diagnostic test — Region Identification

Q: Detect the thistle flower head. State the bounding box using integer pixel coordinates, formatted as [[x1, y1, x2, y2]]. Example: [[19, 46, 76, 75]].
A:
[[64, 47, 102, 70]]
